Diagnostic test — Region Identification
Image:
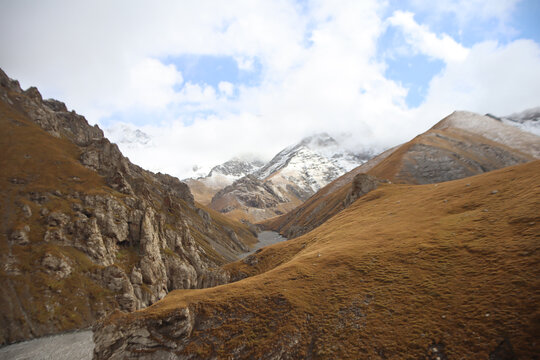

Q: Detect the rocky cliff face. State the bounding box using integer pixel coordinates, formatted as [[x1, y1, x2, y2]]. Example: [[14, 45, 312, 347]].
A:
[[0, 68, 256, 345]]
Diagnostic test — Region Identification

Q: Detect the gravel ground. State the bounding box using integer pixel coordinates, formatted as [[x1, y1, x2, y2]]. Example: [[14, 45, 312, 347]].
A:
[[0, 330, 93, 360]]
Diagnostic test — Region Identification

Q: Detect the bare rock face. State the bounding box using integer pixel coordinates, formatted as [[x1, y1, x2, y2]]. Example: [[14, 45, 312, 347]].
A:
[[210, 175, 303, 221], [41, 253, 73, 279], [0, 68, 253, 345], [93, 308, 196, 360], [9, 228, 30, 245], [345, 173, 380, 206], [399, 139, 527, 184]]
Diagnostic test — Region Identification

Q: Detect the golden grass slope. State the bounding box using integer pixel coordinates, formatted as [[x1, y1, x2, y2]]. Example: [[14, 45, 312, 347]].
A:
[[98, 160, 540, 359]]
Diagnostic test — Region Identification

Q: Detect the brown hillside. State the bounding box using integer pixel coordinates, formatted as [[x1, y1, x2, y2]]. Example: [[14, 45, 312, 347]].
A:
[[0, 69, 257, 344], [184, 178, 219, 206], [95, 161, 540, 359], [266, 112, 537, 239]]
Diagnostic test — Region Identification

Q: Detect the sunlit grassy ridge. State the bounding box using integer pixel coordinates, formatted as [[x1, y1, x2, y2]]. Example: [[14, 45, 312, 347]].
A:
[[105, 161, 540, 358]]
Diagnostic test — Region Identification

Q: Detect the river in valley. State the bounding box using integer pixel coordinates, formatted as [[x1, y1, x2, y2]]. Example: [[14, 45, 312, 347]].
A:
[[242, 231, 288, 258]]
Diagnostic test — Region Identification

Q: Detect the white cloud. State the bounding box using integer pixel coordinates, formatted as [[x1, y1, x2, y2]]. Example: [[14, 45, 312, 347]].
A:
[[417, 39, 540, 119], [0, 0, 538, 179], [218, 81, 234, 97], [129, 58, 183, 108], [178, 83, 217, 104], [234, 57, 255, 71], [388, 10, 469, 62]]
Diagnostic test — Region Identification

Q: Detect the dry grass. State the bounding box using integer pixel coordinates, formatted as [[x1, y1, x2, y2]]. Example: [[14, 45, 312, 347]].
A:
[[111, 161, 540, 358]]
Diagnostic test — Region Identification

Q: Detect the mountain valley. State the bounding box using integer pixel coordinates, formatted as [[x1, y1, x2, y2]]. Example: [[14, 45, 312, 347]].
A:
[[0, 68, 538, 359], [94, 160, 540, 359]]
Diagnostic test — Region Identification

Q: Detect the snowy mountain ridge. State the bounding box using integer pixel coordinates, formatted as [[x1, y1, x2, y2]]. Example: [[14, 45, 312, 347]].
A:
[[500, 106, 540, 137], [435, 111, 540, 158], [209, 158, 266, 179], [255, 133, 369, 194], [206, 133, 371, 221], [105, 123, 152, 149]]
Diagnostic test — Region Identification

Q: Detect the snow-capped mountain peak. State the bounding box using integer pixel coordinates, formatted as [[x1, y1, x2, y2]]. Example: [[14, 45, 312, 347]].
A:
[[105, 123, 152, 149], [206, 133, 372, 221], [254, 133, 369, 184]]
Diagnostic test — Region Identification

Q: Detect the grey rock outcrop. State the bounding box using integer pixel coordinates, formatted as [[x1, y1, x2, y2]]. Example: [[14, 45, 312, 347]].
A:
[[344, 173, 380, 206], [93, 307, 196, 360]]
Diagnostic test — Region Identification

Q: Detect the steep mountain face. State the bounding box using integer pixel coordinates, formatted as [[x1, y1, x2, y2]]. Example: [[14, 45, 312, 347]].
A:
[[185, 158, 264, 205], [266, 110, 539, 239], [209, 133, 370, 222], [0, 69, 256, 345], [499, 106, 540, 136], [94, 161, 540, 359]]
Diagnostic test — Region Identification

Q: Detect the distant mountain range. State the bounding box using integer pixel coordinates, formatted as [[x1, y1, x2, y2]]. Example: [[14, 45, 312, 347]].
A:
[[188, 133, 372, 222], [107, 108, 540, 224]]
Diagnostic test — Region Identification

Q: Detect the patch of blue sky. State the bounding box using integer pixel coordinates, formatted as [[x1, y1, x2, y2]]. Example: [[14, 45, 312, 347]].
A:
[[387, 54, 444, 108], [379, 0, 540, 108], [511, 0, 540, 43], [385, 0, 489, 46], [162, 54, 262, 90], [377, 24, 444, 108], [385, 0, 539, 47]]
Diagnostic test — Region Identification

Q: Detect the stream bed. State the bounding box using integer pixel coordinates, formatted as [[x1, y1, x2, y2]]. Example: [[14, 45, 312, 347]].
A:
[[0, 330, 94, 360], [242, 231, 288, 258]]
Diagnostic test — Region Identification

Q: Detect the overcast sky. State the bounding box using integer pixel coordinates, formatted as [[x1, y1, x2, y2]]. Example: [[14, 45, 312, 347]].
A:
[[1, 0, 539, 178]]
